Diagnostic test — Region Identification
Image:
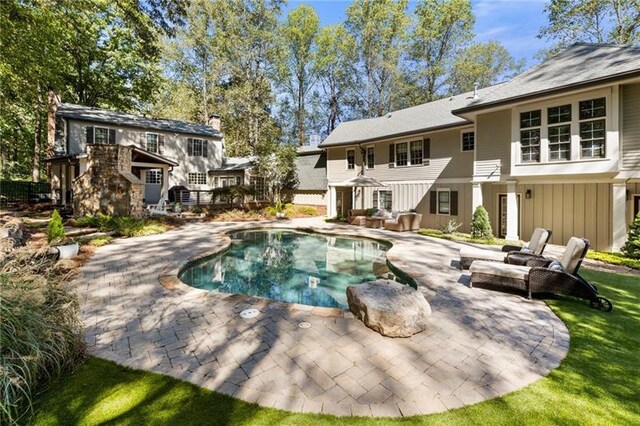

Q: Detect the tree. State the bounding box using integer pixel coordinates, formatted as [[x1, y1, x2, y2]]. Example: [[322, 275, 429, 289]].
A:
[[279, 5, 320, 145], [539, 0, 640, 56], [313, 24, 359, 136], [213, 0, 284, 156], [255, 143, 298, 203], [448, 41, 525, 94], [470, 206, 493, 240], [345, 0, 409, 118], [622, 212, 640, 259], [407, 0, 475, 102]]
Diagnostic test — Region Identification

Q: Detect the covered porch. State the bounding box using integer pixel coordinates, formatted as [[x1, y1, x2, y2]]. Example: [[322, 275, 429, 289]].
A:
[[131, 147, 178, 205]]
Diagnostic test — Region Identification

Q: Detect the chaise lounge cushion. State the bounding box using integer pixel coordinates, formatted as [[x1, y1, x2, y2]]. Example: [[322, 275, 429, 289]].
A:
[[560, 237, 587, 273], [460, 247, 506, 263], [528, 228, 551, 255], [469, 261, 530, 281]]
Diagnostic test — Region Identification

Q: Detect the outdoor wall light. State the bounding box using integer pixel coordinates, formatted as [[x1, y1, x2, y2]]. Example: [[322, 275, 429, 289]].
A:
[[525, 189, 532, 199]]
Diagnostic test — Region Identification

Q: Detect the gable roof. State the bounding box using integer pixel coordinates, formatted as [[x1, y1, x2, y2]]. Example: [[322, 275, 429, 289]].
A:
[[210, 156, 255, 172], [318, 84, 504, 148], [453, 43, 640, 114], [56, 103, 222, 138], [295, 150, 327, 190]]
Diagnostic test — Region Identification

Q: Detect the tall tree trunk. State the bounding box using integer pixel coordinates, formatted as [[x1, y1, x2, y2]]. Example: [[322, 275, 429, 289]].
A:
[[47, 90, 60, 157], [32, 110, 42, 182]]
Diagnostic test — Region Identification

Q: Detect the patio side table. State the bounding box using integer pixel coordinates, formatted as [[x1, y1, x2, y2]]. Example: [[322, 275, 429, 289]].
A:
[[365, 217, 385, 228]]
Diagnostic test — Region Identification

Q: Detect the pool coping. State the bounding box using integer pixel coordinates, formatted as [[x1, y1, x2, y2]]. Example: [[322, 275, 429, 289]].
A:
[[157, 223, 436, 318]]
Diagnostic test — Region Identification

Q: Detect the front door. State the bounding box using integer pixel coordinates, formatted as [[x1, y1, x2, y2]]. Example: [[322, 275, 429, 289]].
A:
[[144, 169, 162, 204], [498, 193, 521, 238]]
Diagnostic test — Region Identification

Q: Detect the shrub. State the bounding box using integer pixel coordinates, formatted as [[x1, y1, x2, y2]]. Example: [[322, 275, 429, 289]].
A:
[[0, 248, 84, 424], [263, 206, 277, 217], [46, 210, 65, 244], [622, 212, 640, 259], [297, 206, 318, 216], [470, 206, 493, 239], [70, 214, 167, 237], [441, 219, 462, 234]]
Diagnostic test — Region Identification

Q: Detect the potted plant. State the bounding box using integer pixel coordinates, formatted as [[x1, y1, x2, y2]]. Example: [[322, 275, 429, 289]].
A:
[[275, 199, 286, 219], [47, 209, 79, 259], [174, 202, 182, 214]]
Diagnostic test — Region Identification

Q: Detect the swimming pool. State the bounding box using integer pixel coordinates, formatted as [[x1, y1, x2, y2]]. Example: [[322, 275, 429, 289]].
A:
[[178, 229, 391, 308]]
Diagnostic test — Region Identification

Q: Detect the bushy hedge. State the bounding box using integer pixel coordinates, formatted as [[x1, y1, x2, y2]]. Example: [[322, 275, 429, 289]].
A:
[[0, 248, 84, 424], [622, 212, 640, 259], [73, 214, 168, 237], [470, 206, 493, 240]]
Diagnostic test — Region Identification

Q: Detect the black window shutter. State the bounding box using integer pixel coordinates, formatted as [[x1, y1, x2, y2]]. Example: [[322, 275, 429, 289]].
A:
[[203, 140, 208, 157], [430, 191, 437, 214], [388, 144, 395, 167], [86, 126, 94, 144], [450, 191, 459, 216], [158, 135, 165, 154], [423, 138, 430, 159], [108, 129, 116, 144], [187, 138, 193, 156]]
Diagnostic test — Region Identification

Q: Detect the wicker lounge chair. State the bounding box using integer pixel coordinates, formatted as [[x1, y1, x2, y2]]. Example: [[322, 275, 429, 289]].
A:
[[383, 213, 422, 232], [469, 237, 612, 311], [459, 227, 552, 269]]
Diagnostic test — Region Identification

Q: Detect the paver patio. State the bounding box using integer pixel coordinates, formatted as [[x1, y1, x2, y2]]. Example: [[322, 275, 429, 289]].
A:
[[76, 218, 569, 417]]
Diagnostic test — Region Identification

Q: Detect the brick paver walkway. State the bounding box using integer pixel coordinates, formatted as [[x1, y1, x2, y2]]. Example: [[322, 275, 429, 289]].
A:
[[77, 218, 569, 417]]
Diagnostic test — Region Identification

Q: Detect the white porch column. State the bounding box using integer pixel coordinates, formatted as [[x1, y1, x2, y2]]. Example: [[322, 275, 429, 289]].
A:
[[471, 182, 483, 212], [506, 180, 519, 241], [161, 166, 169, 201], [612, 181, 627, 251], [328, 185, 337, 217], [60, 164, 67, 205]]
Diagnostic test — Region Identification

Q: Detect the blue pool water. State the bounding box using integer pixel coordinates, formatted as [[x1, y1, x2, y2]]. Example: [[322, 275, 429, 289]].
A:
[[178, 229, 391, 308]]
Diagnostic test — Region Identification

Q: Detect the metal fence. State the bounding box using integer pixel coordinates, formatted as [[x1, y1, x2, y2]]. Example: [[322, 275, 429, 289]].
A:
[[0, 180, 51, 205]]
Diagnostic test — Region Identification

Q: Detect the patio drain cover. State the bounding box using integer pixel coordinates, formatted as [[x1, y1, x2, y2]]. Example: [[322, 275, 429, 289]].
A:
[[298, 321, 311, 329], [240, 308, 260, 319]]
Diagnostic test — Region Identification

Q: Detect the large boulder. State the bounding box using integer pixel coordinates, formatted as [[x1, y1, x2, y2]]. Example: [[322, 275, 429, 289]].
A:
[[347, 280, 432, 337]]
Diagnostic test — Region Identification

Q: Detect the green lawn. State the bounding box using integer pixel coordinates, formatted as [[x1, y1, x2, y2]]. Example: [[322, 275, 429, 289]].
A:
[[31, 270, 640, 425]]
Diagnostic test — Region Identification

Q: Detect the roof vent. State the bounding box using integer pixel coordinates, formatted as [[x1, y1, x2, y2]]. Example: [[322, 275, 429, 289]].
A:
[[472, 82, 480, 100]]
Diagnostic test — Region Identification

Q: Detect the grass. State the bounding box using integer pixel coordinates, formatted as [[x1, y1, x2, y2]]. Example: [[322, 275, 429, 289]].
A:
[[587, 251, 640, 270], [418, 228, 518, 246], [30, 269, 640, 425]]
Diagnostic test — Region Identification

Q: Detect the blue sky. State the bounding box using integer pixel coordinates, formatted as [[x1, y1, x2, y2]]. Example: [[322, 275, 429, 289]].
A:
[[284, 0, 551, 67]]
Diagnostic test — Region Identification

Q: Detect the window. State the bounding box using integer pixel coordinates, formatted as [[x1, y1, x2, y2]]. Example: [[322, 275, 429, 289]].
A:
[[346, 149, 355, 169], [462, 132, 475, 151], [86, 126, 116, 144], [520, 110, 541, 163], [373, 190, 392, 210], [437, 190, 450, 215], [145, 169, 162, 184], [216, 176, 241, 187], [410, 141, 423, 165], [578, 98, 606, 159], [520, 110, 541, 128], [367, 147, 375, 169], [580, 120, 606, 158], [188, 172, 207, 185], [146, 133, 165, 154], [548, 124, 571, 161], [579, 98, 606, 120], [395, 143, 408, 166], [188, 138, 208, 157], [548, 104, 571, 124], [250, 176, 266, 201]]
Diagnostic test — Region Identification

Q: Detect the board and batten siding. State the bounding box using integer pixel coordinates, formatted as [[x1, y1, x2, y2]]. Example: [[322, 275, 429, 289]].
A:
[[483, 182, 612, 251], [475, 110, 511, 178], [622, 83, 640, 170], [290, 191, 327, 206], [325, 127, 474, 183]]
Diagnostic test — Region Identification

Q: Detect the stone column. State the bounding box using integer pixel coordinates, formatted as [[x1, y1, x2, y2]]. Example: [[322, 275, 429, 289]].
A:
[[612, 181, 627, 251], [506, 180, 519, 241]]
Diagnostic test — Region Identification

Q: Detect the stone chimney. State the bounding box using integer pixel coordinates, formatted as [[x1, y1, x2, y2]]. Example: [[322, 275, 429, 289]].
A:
[[47, 91, 61, 157], [208, 114, 221, 132]]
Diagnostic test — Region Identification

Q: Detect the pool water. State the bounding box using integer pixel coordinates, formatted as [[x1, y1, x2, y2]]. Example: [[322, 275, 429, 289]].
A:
[[179, 229, 391, 308]]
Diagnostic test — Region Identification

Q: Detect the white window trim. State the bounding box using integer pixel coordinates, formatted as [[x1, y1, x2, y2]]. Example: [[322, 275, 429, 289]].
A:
[[346, 148, 356, 170], [461, 131, 475, 152], [188, 172, 207, 186], [519, 109, 542, 164], [145, 132, 160, 154], [578, 97, 607, 159], [436, 188, 451, 216], [91, 126, 115, 144], [374, 189, 393, 210], [366, 146, 375, 169], [513, 89, 611, 167], [392, 139, 426, 168]]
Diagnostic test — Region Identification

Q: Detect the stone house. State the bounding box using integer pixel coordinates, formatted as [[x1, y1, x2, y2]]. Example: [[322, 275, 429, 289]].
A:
[[319, 43, 640, 251]]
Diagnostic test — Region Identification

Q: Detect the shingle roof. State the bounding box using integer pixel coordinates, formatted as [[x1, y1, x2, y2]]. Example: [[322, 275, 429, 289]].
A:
[[210, 156, 255, 172], [318, 85, 503, 147], [56, 103, 222, 138], [297, 145, 324, 155], [295, 151, 327, 190], [454, 43, 640, 114]]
